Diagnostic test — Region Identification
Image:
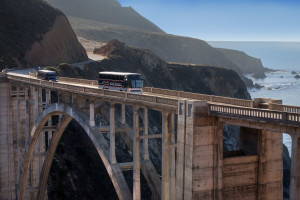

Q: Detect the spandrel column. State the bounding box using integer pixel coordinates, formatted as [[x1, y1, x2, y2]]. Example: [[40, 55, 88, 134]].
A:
[[143, 108, 149, 160], [89, 99, 95, 127], [110, 102, 116, 164], [133, 106, 141, 200], [169, 112, 176, 200], [162, 111, 170, 200], [121, 104, 126, 125]]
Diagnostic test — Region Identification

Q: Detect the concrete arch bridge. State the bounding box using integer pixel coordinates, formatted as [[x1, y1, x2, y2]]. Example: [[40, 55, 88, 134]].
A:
[[0, 72, 300, 200]]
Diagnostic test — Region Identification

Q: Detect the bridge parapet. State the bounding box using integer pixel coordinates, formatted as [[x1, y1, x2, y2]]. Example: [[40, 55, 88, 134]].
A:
[[269, 103, 300, 114], [58, 76, 98, 85], [145, 87, 254, 107], [7, 74, 178, 111], [209, 103, 300, 126]]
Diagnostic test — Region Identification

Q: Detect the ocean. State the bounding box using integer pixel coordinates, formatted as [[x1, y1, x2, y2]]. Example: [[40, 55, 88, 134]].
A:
[[208, 41, 300, 156]]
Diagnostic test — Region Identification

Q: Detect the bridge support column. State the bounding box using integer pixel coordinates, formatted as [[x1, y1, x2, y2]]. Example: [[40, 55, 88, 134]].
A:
[[290, 135, 300, 200], [89, 99, 95, 126], [169, 112, 176, 200], [162, 111, 170, 200], [176, 100, 186, 200], [183, 100, 219, 199], [110, 102, 116, 164], [133, 106, 141, 200], [46, 90, 52, 125], [143, 108, 149, 160], [121, 104, 126, 125], [33, 86, 39, 121], [258, 130, 283, 200], [24, 86, 29, 145], [38, 88, 43, 113]]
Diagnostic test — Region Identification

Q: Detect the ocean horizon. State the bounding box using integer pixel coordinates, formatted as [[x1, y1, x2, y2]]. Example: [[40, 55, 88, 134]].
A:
[[209, 41, 300, 156], [208, 41, 300, 71]]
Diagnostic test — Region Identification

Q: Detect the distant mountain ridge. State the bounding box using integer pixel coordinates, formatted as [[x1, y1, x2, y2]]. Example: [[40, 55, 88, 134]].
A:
[[45, 0, 267, 84], [46, 0, 164, 33]]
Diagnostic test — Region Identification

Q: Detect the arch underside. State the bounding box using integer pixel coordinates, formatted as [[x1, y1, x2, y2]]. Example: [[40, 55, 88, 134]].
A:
[[18, 103, 132, 200]]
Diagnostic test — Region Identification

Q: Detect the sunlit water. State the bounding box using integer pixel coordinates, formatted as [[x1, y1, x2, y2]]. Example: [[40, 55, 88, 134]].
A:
[[246, 70, 300, 156]]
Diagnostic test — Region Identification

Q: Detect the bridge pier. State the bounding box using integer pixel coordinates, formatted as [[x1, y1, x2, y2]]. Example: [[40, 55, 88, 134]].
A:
[[133, 106, 141, 200], [110, 102, 116, 164], [90, 99, 95, 126], [290, 135, 300, 200], [162, 111, 170, 200], [178, 100, 221, 199], [143, 108, 149, 160], [258, 130, 283, 200]]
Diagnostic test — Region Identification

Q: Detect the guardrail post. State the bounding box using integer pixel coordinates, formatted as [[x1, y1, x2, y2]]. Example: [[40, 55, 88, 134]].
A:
[[282, 112, 287, 121]]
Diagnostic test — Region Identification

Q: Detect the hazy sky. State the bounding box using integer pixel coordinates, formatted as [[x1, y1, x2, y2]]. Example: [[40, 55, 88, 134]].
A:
[[119, 0, 300, 41]]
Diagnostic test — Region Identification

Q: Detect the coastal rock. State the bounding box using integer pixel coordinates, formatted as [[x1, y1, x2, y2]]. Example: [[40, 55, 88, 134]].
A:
[[251, 70, 267, 79], [291, 71, 297, 74], [254, 83, 264, 89], [294, 74, 300, 79]]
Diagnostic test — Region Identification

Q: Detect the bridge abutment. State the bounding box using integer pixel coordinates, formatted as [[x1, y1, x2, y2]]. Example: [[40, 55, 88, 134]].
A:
[[258, 130, 283, 200], [0, 76, 15, 199], [178, 100, 221, 199]]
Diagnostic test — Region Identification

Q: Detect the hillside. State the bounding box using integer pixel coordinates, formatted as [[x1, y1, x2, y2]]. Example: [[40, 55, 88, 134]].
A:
[[216, 48, 267, 76], [46, 0, 164, 33], [44, 0, 267, 76], [0, 0, 88, 70]]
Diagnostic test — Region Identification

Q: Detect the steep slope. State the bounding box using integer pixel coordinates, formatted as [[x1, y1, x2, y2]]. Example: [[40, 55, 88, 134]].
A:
[[46, 0, 164, 33], [0, 0, 88, 69], [69, 17, 242, 74], [216, 48, 267, 75], [43, 0, 264, 75], [67, 39, 250, 99]]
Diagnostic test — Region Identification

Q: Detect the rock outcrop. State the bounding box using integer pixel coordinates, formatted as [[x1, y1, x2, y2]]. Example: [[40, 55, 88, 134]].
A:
[[0, 0, 88, 70], [216, 48, 267, 75]]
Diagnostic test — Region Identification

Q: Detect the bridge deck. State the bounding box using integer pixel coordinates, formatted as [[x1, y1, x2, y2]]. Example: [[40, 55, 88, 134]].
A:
[[5, 71, 300, 128]]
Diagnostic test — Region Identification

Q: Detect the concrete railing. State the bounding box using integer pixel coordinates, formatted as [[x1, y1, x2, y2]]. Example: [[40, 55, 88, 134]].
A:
[[144, 87, 254, 108], [7, 74, 178, 109], [57, 78, 254, 108], [209, 103, 300, 124], [269, 103, 300, 114], [58, 77, 98, 85]]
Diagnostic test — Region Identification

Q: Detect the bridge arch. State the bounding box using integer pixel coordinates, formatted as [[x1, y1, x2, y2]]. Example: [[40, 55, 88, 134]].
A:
[[18, 103, 131, 200]]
